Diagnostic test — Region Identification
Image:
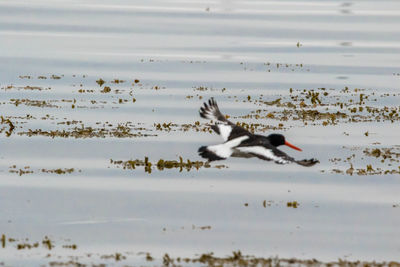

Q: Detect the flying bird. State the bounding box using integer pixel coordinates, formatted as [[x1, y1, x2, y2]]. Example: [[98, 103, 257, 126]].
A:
[[198, 98, 319, 166]]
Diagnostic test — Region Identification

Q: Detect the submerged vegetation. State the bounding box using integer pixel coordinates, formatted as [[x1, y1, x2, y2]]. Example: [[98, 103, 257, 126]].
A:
[[9, 165, 77, 176], [19, 123, 155, 138], [3, 75, 400, 139], [2, 74, 400, 178], [2, 74, 400, 177], [1, 74, 399, 264], [156, 251, 400, 267], [236, 87, 400, 128], [286, 201, 299, 208], [111, 157, 226, 173], [327, 146, 400, 176], [0, 116, 15, 137], [1, 234, 61, 251], [2, 234, 399, 267]]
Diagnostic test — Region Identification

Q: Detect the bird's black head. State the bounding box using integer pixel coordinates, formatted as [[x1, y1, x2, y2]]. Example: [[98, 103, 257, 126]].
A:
[[267, 134, 285, 147], [267, 134, 302, 151]]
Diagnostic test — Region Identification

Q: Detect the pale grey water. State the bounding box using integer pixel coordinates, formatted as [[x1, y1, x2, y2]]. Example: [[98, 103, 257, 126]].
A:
[[1, 0, 400, 265]]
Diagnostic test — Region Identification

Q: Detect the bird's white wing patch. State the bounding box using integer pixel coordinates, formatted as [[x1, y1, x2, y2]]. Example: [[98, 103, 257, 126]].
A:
[[207, 144, 232, 159], [218, 124, 233, 141], [226, 135, 248, 148], [207, 136, 248, 159], [237, 146, 290, 164]]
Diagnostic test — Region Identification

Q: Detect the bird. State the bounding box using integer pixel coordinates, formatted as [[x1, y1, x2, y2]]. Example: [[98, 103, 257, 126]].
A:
[[198, 98, 319, 167]]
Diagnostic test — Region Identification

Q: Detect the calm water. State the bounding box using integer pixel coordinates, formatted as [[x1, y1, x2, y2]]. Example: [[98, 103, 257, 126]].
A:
[[1, 0, 400, 265]]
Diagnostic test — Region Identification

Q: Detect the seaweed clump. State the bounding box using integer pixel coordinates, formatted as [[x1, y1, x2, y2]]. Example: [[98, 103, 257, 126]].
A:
[[149, 251, 400, 267], [19, 123, 155, 139], [1, 116, 15, 137], [110, 157, 223, 173], [329, 146, 400, 176], [9, 165, 77, 176], [287, 201, 299, 208]]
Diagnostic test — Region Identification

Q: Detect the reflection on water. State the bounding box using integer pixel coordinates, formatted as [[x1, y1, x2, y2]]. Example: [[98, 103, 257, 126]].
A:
[[1, 0, 400, 265]]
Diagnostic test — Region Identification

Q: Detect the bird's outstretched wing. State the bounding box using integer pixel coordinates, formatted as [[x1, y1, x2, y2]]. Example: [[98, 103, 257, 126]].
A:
[[236, 145, 319, 167], [199, 98, 251, 141], [198, 136, 249, 162], [235, 146, 293, 164]]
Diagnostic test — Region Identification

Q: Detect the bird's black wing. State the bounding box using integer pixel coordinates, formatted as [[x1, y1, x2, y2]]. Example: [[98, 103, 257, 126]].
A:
[[236, 138, 319, 166], [199, 98, 252, 141]]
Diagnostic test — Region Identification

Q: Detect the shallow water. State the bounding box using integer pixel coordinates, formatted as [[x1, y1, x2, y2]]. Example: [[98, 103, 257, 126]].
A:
[[1, 0, 400, 265]]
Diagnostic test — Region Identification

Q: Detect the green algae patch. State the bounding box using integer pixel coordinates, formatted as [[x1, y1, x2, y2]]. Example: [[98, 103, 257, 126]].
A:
[[110, 157, 225, 173]]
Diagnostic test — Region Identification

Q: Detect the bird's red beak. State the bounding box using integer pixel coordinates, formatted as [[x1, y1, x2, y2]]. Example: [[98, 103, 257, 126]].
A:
[[285, 141, 302, 151]]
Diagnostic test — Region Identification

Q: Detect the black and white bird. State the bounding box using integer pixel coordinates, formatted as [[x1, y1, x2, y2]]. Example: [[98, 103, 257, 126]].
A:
[[198, 98, 319, 167]]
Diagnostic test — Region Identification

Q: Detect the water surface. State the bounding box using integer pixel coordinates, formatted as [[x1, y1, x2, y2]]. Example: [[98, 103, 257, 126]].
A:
[[1, 0, 400, 265]]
